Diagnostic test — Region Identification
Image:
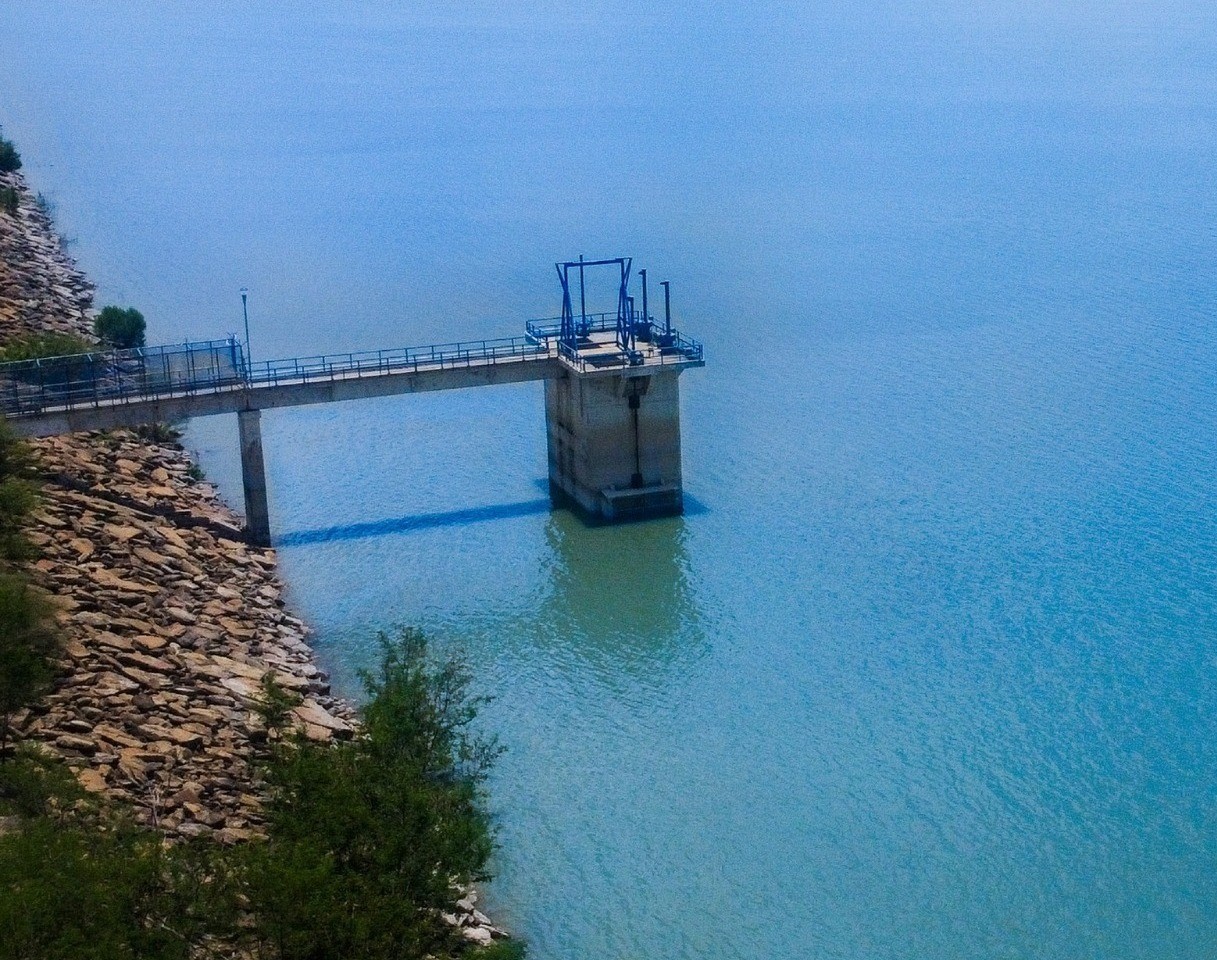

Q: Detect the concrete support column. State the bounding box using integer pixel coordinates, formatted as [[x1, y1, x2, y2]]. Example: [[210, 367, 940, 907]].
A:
[[237, 408, 271, 547], [544, 369, 685, 523]]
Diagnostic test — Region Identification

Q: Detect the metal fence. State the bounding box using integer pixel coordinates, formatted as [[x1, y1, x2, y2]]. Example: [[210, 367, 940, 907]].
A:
[[245, 336, 552, 388], [0, 338, 245, 416], [0, 320, 703, 419]]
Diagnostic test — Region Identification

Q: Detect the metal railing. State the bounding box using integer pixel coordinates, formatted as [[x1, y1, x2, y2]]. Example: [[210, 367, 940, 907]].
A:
[[0, 318, 703, 419], [526, 311, 704, 369], [0, 335, 555, 418], [0, 338, 247, 417], [526, 312, 619, 341], [244, 336, 551, 389]]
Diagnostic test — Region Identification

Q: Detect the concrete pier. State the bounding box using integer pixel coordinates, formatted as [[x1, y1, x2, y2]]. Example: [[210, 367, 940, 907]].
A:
[[1, 274, 703, 544], [238, 408, 271, 547], [545, 368, 686, 522]]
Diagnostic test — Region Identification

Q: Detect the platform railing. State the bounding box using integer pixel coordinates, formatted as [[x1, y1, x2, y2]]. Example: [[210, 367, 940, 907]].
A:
[[0, 334, 555, 418], [526, 312, 619, 341], [0, 338, 247, 417], [0, 318, 702, 419], [245, 336, 551, 388]]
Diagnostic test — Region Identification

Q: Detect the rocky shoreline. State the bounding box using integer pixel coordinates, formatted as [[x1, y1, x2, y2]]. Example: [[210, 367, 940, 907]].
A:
[[1, 162, 505, 945], [1, 166, 354, 841]]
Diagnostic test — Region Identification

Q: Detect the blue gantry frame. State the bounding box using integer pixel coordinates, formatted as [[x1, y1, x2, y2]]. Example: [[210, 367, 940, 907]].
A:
[[556, 255, 638, 352]]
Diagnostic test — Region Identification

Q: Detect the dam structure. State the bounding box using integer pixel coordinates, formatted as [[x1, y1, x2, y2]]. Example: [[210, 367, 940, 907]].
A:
[[0, 258, 704, 545]]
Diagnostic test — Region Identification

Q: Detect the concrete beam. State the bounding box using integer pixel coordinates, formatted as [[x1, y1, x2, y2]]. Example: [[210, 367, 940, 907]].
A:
[[237, 408, 271, 547], [6, 357, 563, 438]]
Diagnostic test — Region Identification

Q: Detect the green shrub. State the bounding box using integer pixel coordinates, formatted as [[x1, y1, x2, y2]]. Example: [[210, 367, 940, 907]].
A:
[[0, 419, 41, 566], [134, 422, 183, 445], [0, 814, 236, 960], [0, 625, 518, 960], [0, 332, 94, 363], [0, 187, 17, 217], [0, 747, 84, 818], [94, 305, 146, 349], [0, 134, 20, 174], [236, 627, 503, 960], [0, 576, 60, 760]]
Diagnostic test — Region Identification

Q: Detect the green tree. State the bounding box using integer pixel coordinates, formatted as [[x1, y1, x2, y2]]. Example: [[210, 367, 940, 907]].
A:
[[0, 813, 235, 960], [0, 422, 51, 759], [0, 131, 20, 174], [94, 306, 146, 349], [0, 421, 38, 565], [238, 627, 502, 960], [0, 576, 59, 761]]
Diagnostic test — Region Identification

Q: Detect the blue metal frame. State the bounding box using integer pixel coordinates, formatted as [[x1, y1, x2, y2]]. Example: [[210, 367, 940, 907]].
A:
[[556, 256, 635, 351]]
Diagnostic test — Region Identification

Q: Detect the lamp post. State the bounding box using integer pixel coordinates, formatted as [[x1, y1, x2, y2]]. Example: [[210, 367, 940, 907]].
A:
[[240, 288, 251, 377]]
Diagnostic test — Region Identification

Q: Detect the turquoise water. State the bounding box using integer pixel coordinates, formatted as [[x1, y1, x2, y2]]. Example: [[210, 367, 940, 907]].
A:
[[4, 3, 1217, 957]]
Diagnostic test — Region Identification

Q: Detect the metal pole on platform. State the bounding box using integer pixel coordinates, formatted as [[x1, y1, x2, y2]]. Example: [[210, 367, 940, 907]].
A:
[[640, 269, 649, 326], [240, 288, 251, 378], [578, 254, 586, 335], [661, 281, 671, 337]]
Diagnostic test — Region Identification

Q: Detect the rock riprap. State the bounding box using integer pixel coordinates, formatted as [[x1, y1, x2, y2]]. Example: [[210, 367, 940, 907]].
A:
[[0, 169, 95, 340], [16, 429, 354, 842], [0, 157, 504, 944], [1, 165, 353, 842]]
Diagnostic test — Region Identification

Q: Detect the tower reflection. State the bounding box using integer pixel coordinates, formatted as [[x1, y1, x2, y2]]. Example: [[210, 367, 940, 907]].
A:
[[520, 508, 707, 685]]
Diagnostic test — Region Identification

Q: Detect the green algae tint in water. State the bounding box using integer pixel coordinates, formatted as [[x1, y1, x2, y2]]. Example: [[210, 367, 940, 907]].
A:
[[3, 2, 1217, 957]]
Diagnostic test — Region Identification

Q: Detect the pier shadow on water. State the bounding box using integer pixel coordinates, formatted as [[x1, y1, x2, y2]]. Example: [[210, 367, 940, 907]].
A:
[[276, 498, 554, 546], [278, 486, 710, 689]]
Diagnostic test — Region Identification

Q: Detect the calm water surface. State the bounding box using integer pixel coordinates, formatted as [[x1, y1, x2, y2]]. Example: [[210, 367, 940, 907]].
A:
[[3, 3, 1216, 957]]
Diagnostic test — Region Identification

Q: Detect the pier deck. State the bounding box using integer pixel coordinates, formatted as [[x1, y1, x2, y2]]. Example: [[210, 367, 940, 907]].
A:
[[0, 266, 705, 545]]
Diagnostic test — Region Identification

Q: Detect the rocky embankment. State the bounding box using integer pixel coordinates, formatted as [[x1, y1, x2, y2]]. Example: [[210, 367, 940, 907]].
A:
[[0, 163, 504, 944], [0, 170, 93, 338], [1, 167, 352, 841]]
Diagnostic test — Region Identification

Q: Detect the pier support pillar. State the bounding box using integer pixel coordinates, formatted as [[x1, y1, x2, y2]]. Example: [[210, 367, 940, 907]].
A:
[[238, 408, 271, 547], [544, 369, 685, 523]]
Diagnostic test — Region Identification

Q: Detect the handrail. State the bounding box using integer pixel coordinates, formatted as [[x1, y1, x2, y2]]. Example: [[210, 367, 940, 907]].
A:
[[0, 320, 703, 419]]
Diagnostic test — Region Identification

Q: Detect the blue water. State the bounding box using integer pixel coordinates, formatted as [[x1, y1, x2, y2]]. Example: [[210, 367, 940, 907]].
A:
[[4, 3, 1217, 957]]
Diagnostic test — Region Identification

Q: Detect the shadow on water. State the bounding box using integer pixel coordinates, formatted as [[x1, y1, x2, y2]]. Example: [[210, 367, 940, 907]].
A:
[[279, 484, 708, 547], [277, 498, 554, 546], [279, 487, 710, 689]]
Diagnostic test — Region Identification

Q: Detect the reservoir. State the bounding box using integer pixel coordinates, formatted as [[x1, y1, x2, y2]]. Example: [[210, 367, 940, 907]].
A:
[[3, 3, 1216, 957]]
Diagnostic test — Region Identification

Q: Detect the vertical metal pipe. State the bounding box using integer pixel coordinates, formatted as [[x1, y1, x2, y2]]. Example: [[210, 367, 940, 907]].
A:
[[241, 288, 251, 378], [578, 254, 586, 334], [640, 269, 648, 326], [662, 281, 671, 336]]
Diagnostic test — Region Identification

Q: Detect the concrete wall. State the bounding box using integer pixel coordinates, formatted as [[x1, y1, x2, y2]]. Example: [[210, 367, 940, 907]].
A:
[[544, 369, 685, 522]]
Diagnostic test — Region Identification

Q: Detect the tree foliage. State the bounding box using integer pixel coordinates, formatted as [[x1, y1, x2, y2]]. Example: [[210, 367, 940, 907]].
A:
[[94, 306, 146, 349], [0, 628, 517, 960], [0, 806, 235, 960], [0, 130, 20, 174], [0, 422, 55, 758], [0, 577, 58, 759], [239, 627, 502, 960]]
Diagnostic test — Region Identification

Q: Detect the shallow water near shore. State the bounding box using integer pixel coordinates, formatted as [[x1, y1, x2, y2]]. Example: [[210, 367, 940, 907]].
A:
[[4, 2, 1217, 957]]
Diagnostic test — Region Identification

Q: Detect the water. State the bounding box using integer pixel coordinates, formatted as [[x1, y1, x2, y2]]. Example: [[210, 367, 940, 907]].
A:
[[4, 3, 1217, 957]]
